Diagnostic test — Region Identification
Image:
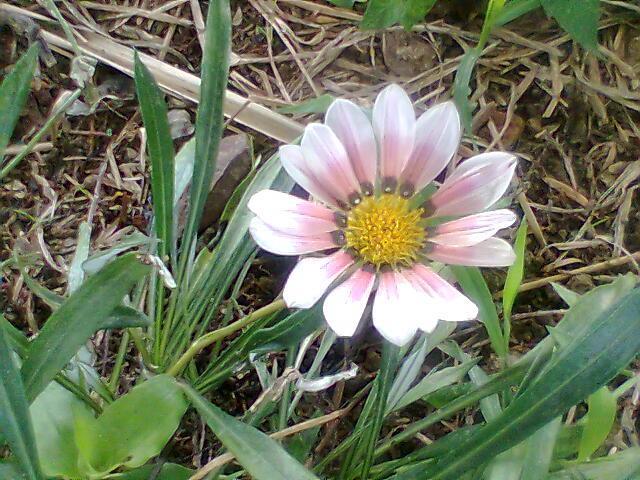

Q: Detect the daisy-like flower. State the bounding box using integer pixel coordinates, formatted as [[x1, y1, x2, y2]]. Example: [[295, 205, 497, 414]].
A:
[[248, 84, 517, 346]]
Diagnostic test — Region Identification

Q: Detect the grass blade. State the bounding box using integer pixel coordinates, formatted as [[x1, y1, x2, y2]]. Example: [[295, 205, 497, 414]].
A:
[[0, 44, 38, 163], [134, 53, 175, 261], [0, 317, 43, 479], [21, 253, 151, 402], [182, 384, 320, 480], [181, 0, 231, 259]]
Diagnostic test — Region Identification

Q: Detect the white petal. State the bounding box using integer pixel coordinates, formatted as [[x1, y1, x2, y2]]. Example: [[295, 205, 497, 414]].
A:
[[431, 152, 517, 216], [323, 268, 375, 337], [248, 190, 337, 235], [398, 269, 443, 333], [280, 144, 337, 207], [373, 84, 416, 180], [325, 99, 377, 186], [410, 264, 478, 323], [401, 101, 461, 191], [430, 210, 518, 247], [249, 218, 335, 256], [282, 251, 354, 308], [426, 237, 517, 267], [372, 271, 418, 346], [301, 123, 361, 201]]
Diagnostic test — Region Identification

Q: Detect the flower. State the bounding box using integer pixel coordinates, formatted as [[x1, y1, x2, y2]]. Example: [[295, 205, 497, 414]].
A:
[[248, 84, 517, 346]]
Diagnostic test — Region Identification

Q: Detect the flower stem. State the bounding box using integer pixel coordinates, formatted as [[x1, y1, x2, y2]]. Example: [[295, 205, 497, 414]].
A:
[[166, 299, 286, 377]]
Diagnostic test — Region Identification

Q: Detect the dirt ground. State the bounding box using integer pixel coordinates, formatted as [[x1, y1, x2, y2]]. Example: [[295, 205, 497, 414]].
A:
[[1, 0, 640, 469]]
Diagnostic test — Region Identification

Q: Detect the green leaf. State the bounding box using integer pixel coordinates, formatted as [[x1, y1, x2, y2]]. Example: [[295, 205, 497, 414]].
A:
[[518, 418, 562, 480], [495, 0, 541, 26], [551, 282, 581, 307], [74, 375, 187, 476], [181, 0, 231, 258], [278, 94, 335, 115], [182, 384, 320, 480], [0, 460, 25, 480], [0, 44, 38, 164], [327, 0, 363, 7], [424, 287, 640, 479], [0, 316, 43, 480], [361, 0, 438, 30], [451, 266, 505, 359], [548, 448, 640, 480], [30, 381, 90, 479], [390, 359, 478, 413], [21, 253, 151, 402], [502, 219, 527, 343], [134, 53, 175, 260], [541, 0, 600, 51], [578, 386, 617, 461], [452, 48, 480, 136]]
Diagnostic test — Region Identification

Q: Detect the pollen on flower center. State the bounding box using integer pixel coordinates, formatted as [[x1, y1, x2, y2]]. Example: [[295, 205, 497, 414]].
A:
[[345, 194, 425, 267]]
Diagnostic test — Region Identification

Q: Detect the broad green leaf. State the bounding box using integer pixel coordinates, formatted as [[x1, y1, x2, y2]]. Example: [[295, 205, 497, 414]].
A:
[[0, 44, 38, 163], [541, 0, 599, 51], [21, 253, 151, 402], [75, 375, 187, 476], [1, 314, 28, 357], [578, 386, 617, 461], [551, 282, 581, 307], [502, 219, 527, 329], [181, 0, 231, 258], [361, 0, 438, 30], [173, 137, 195, 208], [0, 318, 43, 479], [548, 448, 640, 480], [451, 266, 505, 359], [109, 463, 193, 480], [134, 53, 175, 260], [30, 381, 90, 479], [278, 94, 335, 115], [390, 359, 478, 413], [183, 384, 320, 480], [82, 231, 153, 275], [424, 288, 640, 479]]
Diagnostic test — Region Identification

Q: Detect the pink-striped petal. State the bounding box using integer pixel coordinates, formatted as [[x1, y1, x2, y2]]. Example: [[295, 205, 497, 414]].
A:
[[410, 264, 478, 323], [430, 152, 517, 216], [373, 84, 416, 181], [400, 101, 461, 192], [301, 123, 361, 201], [249, 218, 336, 256], [397, 269, 443, 333], [325, 99, 377, 186], [430, 209, 518, 247], [283, 251, 354, 308], [323, 267, 376, 337], [280, 145, 338, 207], [372, 271, 418, 346], [425, 237, 516, 267], [248, 190, 338, 235]]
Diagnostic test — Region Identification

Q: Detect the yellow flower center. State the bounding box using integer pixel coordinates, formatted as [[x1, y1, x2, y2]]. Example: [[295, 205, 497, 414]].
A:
[[345, 194, 425, 268]]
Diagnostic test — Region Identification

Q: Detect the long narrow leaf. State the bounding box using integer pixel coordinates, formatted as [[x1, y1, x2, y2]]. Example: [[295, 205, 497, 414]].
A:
[[181, 0, 231, 257], [502, 219, 527, 341], [0, 320, 43, 479], [426, 288, 640, 479], [182, 385, 319, 480], [0, 44, 38, 163], [134, 53, 175, 260], [21, 253, 151, 401]]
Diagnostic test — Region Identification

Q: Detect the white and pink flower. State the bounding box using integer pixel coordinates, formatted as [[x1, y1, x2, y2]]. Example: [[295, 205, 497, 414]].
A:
[[248, 84, 518, 346]]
